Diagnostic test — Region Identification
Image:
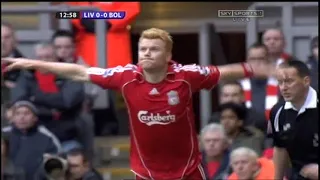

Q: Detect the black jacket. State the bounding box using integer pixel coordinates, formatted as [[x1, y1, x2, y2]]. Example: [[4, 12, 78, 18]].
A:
[[2, 49, 24, 104], [2, 160, 26, 180], [11, 70, 84, 120], [78, 169, 104, 180], [3, 49, 24, 83], [2, 124, 61, 180], [36, 168, 103, 180]]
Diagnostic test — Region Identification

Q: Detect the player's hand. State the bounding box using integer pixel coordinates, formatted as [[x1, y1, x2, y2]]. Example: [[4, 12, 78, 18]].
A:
[[300, 163, 318, 179], [1, 57, 37, 72], [4, 80, 16, 88], [250, 62, 276, 79]]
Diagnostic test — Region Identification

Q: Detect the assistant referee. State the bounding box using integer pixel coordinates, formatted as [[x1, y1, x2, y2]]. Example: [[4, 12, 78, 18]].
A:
[[269, 60, 318, 180]]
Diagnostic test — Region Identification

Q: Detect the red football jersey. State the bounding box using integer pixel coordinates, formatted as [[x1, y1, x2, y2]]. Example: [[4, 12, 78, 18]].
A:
[[87, 62, 220, 179]]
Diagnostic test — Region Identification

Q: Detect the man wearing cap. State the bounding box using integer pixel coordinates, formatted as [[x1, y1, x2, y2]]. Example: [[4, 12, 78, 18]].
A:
[[306, 36, 318, 91], [2, 101, 62, 180]]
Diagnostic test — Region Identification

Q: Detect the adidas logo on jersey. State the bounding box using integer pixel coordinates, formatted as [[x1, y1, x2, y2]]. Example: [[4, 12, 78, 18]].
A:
[[149, 88, 159, 95]]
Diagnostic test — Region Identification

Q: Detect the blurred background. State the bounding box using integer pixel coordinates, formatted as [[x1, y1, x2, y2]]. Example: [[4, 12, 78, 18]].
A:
[[1, 2, 318, 180]]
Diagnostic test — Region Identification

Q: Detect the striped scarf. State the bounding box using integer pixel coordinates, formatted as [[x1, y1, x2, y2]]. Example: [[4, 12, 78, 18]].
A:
[[240, 53, 291, 120], [240, 77, 278, 120]]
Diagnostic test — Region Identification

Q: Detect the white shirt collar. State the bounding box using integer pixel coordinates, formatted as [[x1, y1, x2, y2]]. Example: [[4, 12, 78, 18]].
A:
[[284, 87, 318, 115]]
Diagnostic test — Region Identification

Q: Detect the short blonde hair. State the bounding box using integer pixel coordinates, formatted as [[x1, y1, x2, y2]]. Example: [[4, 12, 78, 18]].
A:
[[139, 28, 173, 52]]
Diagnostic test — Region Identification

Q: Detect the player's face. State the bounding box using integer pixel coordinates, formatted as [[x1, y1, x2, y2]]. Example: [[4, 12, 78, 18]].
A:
[[220, 109, 243, 135], [231, 155, 259, 179], [247, 47, 269, 67], [12, 106, 37, 130], [1, 25, 15, 57], [276, 67, 310, 103], [202, 131, 227, 158], [138, 38, 170, 72], [220, 85, 244, 104], [53, 37, 75, 61], [263, 30, 285, 55]]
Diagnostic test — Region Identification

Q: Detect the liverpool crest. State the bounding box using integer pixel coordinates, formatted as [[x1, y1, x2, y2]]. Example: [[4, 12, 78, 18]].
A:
[[167, 90, 179, 105]]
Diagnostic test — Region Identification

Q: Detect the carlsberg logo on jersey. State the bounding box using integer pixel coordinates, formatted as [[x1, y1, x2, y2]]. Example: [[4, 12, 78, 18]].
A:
[[137, 110, 176, 126]]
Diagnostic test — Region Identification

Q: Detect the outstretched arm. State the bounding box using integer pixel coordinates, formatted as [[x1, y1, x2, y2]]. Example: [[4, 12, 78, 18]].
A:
[[2, 58, 89, 82], [218, 63, 253, 81], [2, 57, 132, 91], [182, 62, 272, 92], [217, 62, 272, 81]]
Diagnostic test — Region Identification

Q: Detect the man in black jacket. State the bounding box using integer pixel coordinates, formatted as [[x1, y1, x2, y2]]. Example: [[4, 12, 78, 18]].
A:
[[10, 44, 85, 148], [66, 148, 103, 180], [51, 30, 95, 159], [2, 101, 61, 180], [1, 22, 25, 105]]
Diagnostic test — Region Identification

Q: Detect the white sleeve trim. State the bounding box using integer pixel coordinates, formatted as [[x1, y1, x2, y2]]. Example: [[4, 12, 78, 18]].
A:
[[38, 125, 62, 153], [274, 106, 283, 132], [2, 125, 12, 132]]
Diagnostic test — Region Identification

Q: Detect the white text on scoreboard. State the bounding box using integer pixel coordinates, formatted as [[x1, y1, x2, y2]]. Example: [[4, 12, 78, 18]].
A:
[[218, 10, 264, 18]]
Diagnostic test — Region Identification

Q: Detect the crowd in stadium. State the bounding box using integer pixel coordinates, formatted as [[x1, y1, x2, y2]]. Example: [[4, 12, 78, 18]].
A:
[[1, 2, 318, 180]]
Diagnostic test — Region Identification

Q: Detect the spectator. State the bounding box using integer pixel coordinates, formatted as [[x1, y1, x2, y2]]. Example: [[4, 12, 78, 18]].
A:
[[1, 22, 25, 90], [1, 22, 25, 120], [2, 101, 61, 180], [219, 102, 264, 155], [306, 36, 318, 91], [51, 29, 118, 136], [51, 30, 77, 63], [262, 28, 296, 66], [34, 42, 55, 62], [10, 43, 85, 151], [228, 147, 275, 180], [240, 42, 280, 120], [210, 81, 267, 132], [200, 123, 231, 180], [51, 29, 95, 159], [1, 134, 25, 180], [66, 148, 103, 180]]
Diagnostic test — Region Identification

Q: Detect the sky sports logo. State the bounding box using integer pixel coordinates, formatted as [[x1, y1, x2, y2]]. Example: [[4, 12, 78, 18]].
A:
[[218, 10, 264, 22]]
